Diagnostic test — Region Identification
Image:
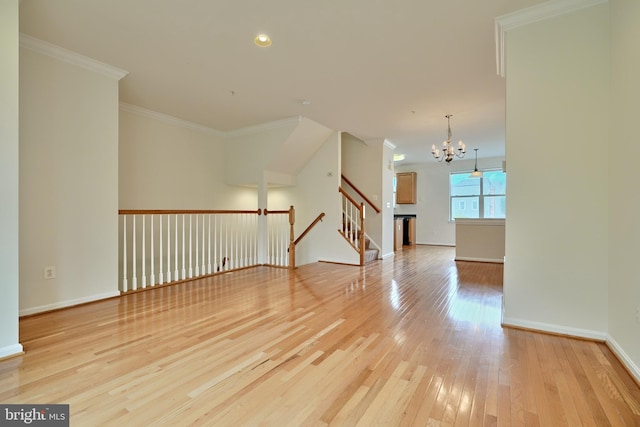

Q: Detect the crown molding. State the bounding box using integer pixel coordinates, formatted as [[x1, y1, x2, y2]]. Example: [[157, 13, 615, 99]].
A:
[[19, 33, 128, 80], [119, 104, 305, 139], [225, 116, 302, 138], [119, 103, 225, 138], [495, 0, 608, 77]]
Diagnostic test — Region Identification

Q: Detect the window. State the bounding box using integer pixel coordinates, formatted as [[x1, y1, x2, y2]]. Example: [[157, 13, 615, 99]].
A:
[[449, 169, 506, 220]]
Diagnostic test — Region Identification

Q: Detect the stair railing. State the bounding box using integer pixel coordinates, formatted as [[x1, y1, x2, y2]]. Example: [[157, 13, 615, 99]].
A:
[[294, 212, 326, 246], [118, 209, 261, 292], [264, 207, 325, 270], [263, 207, 294, 269], [339, 187, 366, 266], [341, 174, 381, 214]]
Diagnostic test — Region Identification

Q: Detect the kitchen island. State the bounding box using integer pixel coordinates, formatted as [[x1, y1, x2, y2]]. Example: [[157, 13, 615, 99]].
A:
[[455, 218, 505, 263]]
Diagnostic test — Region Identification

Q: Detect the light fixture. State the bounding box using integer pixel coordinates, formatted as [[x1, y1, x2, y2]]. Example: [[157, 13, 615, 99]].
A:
[[254, 34, 272, 47], [431, 114, 466, 163], [393, 153, 405, 162], [469, 148, 483, 178]]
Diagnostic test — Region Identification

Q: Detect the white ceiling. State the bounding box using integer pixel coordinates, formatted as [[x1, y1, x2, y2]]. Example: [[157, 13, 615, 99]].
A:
[[19, 0, 547, 165]]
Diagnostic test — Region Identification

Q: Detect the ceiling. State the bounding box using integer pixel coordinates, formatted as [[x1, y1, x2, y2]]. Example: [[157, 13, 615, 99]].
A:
[[19, 0, 547, 165]]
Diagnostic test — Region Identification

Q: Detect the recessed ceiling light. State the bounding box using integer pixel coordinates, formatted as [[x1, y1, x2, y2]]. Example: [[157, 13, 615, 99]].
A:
[[254, 34, 272, 47], [393, 154, 405, 162]]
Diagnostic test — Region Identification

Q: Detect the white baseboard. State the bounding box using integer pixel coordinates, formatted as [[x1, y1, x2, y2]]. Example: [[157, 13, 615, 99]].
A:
[[0, 343, 24, 359], [455, 256, 504, 264], [501, 317, 608, 341], [503, 317, 640, 384], [19, 291, 120, 316], [381, 252, 395, 259], [606, 336, 640, 385]]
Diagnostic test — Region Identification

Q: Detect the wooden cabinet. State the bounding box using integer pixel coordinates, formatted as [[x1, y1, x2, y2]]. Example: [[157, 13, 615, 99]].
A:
[[407, 217, 416, 245], [394, 219, 403, 251], [396, 172, 416, 204]]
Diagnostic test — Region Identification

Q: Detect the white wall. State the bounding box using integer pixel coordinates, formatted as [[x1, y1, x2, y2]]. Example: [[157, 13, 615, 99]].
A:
[[341, 133, 385, 253], [608, 0, 640, 378], [223, 117, 334, 190], [503, 4, 609, 338], [119, 109, 257, 210], [455, 219, 505, 263], [0, 0, 22, 358], [381, 141, 395, 258], [269, 132, 359, 266], [395, 156, 504, 246], [19, 46, 122, 314], [224, 123, 298, 187]]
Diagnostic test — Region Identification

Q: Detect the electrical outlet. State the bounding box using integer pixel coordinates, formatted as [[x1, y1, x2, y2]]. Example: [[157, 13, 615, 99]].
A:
[[43, 266, 56, 280]]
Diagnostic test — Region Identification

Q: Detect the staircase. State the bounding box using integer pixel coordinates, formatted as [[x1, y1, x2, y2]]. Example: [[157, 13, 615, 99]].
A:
[[339, 177, 382, 266], [340, 211, 380, 265], [363, 238, 379, 263]]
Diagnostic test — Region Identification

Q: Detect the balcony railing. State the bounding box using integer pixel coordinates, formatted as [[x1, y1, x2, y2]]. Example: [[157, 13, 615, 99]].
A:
[[119, 209, 261, 292], [119, 206, 325, 293]]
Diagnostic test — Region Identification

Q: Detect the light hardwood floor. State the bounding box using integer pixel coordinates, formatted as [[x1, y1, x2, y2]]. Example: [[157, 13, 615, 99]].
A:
[[1, 246, 639, 426]]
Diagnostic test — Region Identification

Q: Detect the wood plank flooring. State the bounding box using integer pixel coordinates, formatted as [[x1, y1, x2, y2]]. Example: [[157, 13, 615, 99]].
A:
[[1, 245, 639, 426]]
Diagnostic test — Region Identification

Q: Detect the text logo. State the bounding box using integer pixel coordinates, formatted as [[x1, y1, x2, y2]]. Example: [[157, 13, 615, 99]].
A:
[[0, 405, 69, 426]]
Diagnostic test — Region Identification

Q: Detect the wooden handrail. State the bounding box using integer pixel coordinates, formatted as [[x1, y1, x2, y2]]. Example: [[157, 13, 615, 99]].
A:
[[263, 208, 289, 215], [119, 209, 262, 215], [294, 213, 325, 246], [340, 175, 381, 214], [338, 187, 360, 208]]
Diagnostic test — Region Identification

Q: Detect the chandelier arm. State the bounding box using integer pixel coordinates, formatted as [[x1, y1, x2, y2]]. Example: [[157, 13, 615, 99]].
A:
[[431, 114, 465, 163]]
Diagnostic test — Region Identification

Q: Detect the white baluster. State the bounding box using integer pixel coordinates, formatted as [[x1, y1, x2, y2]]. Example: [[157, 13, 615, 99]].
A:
[[202, 214, 206, 274], [229, 215, 233, 270], [266, 216, 270, 264], [243, 214, 248, 267], [174, 214, 179, 281], [254, 214, 258, 265], [188, 214, 193, 278], [270, 216, 274, 265], [195, 214, 199, 277], [166, 214, 171, 282], [242, 215, 247, 267], [274, 216, 279, 266], [207, 214, 212, 274], [274, 215, 278, 266], [350, 203, 355, 244], [181, 214, 186, 280], [271, 216, 275, 265], [150, 215, 155, 286], [284, 215, 288, 267], [278, 214, 284, 266], [132, 216, 137, 290], [141, 215, 147, 288], [282, 215, 286, 266], [159, 215, 164, 284], [234, 214, 239, 269], [225, 216, 229, 271], [122, 215, 128, 291]]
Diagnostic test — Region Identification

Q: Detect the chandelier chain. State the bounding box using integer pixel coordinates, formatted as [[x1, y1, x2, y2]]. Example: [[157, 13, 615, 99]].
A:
[[432, 114, 466, 164]]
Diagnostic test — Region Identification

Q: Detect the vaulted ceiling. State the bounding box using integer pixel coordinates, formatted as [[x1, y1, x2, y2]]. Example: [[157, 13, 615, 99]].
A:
[[19, 0, 547, 165]]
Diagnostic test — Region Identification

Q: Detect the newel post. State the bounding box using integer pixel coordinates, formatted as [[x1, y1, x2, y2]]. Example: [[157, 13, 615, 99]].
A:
[[288, 206, 295, 270]]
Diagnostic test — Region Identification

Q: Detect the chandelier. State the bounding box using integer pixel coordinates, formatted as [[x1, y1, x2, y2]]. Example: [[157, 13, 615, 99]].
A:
[[431, 114, 466, 163]]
